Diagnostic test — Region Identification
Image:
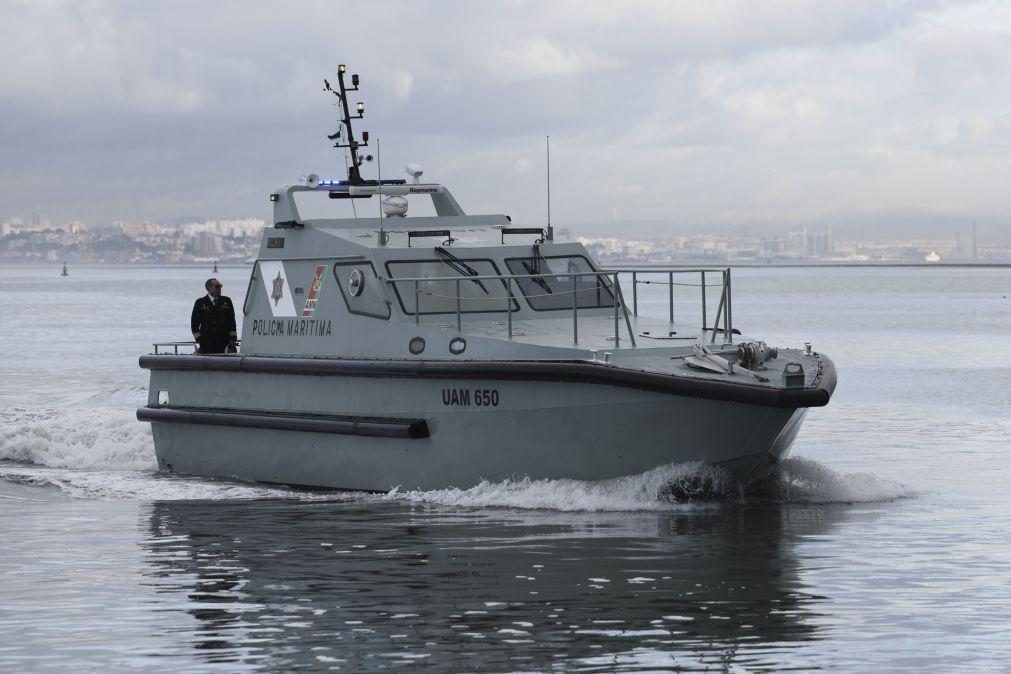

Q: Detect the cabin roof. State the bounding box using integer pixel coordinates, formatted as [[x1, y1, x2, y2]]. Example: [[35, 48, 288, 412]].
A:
[[305, 215, 528, 248], [268, 180, 557, 251]]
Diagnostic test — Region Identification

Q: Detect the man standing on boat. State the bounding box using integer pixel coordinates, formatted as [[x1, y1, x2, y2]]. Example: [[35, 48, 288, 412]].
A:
[[191, 278, 237, 354]]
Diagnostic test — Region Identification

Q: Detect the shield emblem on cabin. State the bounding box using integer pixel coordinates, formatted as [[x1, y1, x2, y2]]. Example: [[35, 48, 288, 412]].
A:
[[271, 272, 284, 306]]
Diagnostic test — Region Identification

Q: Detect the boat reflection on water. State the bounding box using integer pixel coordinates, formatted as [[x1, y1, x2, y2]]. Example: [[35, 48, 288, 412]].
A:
[[141, 499, 848, 671]]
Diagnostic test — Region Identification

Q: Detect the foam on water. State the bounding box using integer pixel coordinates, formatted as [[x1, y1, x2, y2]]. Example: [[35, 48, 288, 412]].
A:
[[0, 467, 363, 502], [0, 407, 155, 471], [384, 457, 914, 511], [0, 453, 912, 508], [753, 456, 915, 504], [385, 462, 722, 512]]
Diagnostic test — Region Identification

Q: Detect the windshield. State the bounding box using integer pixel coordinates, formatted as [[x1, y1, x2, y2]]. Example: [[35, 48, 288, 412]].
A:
[[505, 255, 615, 311], [386, 258, 518, 315]]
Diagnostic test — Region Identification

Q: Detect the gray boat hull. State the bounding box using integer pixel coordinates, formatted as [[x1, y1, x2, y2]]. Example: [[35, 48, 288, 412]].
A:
[[140, 356, 824, 490]]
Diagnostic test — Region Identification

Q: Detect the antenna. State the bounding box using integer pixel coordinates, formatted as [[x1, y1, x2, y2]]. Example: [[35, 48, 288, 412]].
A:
[[545, 135, 553, 241], [377, 138, 386, 245]]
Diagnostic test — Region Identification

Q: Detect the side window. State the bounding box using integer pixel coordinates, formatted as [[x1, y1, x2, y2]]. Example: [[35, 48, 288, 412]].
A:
[[386, 259, 519, 315], [505, 255, 614, 311]]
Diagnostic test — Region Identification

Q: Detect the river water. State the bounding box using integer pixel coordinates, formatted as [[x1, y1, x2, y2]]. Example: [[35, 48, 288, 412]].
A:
[[1, 263, 1009, 672]]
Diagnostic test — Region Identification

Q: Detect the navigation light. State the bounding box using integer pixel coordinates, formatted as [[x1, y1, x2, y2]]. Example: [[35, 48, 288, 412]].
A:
[[356, 101, 365, 114]]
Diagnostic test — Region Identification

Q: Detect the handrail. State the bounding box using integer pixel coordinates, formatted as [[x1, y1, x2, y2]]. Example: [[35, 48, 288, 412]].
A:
[[385, 266, 734, 347], [152, 340, 242, 355], [600, 266, 728, 274], [602, 266, 734, 344], [386, 270, 636, 346], [387, 271, 619, 283]]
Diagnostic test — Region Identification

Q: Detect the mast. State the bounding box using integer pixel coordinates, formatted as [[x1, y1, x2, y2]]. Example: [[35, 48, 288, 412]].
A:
[[324, 64, 371, 184]]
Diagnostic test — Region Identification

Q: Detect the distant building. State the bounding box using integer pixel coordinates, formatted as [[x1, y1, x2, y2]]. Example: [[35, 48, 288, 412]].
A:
[[193, 231, 221, 257], [955, 231, 973, 258], [808, 231, 832, 256], [791, 226, 834, 257], [122, 222, 158, 237]]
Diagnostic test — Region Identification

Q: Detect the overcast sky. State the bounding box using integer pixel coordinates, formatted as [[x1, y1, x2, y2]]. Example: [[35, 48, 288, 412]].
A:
[[3, 0, 1010, 240]]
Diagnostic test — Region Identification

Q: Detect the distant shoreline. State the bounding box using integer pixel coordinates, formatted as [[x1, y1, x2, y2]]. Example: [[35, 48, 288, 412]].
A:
[[4, 259, 1010, 270], [697, 261, 1010, 269], [605, 261, 1011, 269]]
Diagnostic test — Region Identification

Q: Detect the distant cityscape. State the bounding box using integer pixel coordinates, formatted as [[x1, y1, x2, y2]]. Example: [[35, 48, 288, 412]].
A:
[[2, 216, 1008, 265], [575, 222, 1008, 265], [1, 216, 264, 264]]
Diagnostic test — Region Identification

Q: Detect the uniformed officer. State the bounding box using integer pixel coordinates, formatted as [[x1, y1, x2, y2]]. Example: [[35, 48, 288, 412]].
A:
[[191, 278, 237, 354]]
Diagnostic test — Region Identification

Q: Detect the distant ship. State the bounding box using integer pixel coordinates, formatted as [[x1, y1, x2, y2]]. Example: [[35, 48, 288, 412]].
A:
[[925, 251, 941, 263], [60, 262, 69, 277], [138, 64, 837, 492]]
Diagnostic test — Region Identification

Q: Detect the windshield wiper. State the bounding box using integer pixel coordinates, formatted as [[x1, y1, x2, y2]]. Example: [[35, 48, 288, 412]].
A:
[[522, 260, 553, 294], [434, 247, 489, 294]]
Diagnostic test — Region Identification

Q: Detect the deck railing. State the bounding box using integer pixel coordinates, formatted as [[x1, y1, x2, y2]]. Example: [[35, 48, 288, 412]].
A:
[[602, 267, 734, 344], [152, 340, 241, 355], [385, 267, 734, 347]]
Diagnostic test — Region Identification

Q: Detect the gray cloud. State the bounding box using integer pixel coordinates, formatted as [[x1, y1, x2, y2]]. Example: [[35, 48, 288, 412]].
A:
[[1, 0, 1008, 241]]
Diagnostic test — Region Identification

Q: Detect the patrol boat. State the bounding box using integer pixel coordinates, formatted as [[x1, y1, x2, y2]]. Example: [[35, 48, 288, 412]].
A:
[[138, 65, 836, 492]]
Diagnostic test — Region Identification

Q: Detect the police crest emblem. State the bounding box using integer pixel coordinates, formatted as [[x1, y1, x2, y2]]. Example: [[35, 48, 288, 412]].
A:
[[271, 271, 284, 306]]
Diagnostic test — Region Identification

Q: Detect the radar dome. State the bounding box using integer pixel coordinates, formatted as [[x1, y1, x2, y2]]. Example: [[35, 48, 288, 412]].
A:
[[382, 195, 409, 217]]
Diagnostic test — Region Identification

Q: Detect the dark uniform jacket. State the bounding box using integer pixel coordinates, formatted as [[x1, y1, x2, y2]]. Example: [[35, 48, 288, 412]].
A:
[[191, 295, 237, 354]]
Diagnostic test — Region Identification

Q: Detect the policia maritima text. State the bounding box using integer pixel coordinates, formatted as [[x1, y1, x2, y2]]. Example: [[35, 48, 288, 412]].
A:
[[191, 277, 237, 354]]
